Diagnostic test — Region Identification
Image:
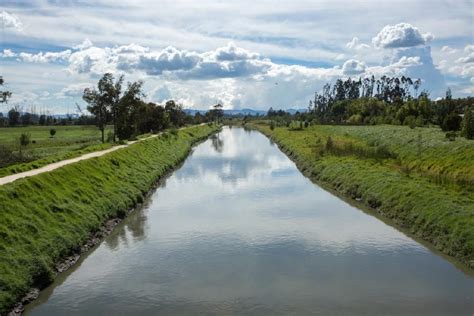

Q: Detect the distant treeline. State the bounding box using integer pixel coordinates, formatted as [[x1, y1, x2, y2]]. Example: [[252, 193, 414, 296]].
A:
[[0, 73, 224, 142], [0, 109, 96, 127], [308, 76, 472, 131], [266, 76, 473, 139]]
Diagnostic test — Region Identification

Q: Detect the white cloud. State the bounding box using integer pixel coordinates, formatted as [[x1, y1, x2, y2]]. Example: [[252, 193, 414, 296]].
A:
[[346, 37, 370, 50], [342, 59, 366, 75], [19, 50, 72, 63], [441, 45, 457, 54], [465, 45, 474, 53], [456, 53, 474, 64], [334, 53, 346, 61], [372, 23, 434, 49], [55, 82, 93, 99], [1, 49, 16, 58], [1, 10, 23, 32], [73, 38, 94, 50]]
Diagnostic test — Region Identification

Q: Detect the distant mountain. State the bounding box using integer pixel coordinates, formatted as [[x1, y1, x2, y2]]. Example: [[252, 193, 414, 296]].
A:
[[184, 108, 308, 116]]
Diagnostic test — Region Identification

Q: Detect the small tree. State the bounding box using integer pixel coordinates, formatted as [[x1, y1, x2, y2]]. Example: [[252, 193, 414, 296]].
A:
[[461, 107, 474, 140], [269, 121, 275, 130], [326, 136, 334, 152], [19, 132, 30, 158], [50, 128, 56, 138]]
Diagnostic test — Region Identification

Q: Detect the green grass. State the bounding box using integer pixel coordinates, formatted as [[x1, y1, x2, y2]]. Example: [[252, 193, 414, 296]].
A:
[[0, 124, 220, 314], [252, 121, 474, 269], [0, 125, 114, 176]]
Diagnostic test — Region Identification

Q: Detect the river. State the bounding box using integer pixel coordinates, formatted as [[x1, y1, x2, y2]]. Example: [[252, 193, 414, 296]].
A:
[[26, 126, 474, 315]]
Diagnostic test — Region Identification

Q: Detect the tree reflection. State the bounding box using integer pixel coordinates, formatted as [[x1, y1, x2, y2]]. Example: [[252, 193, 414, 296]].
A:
[[210, 134, 224, 153]]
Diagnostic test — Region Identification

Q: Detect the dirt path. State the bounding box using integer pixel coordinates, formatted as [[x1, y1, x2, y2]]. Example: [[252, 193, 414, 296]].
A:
[[0, 134, 160, 186]]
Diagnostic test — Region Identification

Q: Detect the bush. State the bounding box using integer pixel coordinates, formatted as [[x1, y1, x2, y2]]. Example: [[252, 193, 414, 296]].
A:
[[404, 115, 416, 129], [347, 114, 362, 124], [106, 131, 114, 142], [461, 108, 474, 139], [325, 136, 334, 151], [269, 121, 275, 130], [49, 128, 56, 138], [304, 121, 309, 128], [445, 131, 457, 141], [441, 113, 462, 131], [415, 116, 425, 127]]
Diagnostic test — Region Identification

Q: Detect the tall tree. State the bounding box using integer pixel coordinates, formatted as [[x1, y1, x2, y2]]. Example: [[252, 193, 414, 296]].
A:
[[116, 80, 144, 140], [83, 87, 109, 143], [0, 76, 12, 104], [98, 73, 123, 142]]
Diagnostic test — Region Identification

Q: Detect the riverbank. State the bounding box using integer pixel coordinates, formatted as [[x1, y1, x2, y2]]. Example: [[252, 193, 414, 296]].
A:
[[0, 124, 220, 314], [250, 121, 474, 269]]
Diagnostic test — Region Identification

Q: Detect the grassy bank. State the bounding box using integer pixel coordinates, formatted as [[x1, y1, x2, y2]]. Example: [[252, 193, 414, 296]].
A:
[[251, 121, 474, 268], [0, 124, 219, 313]]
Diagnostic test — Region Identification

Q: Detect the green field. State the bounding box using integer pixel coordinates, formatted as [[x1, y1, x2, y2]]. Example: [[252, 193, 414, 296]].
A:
[[0, 124, 220, 313], [252, 121, 474, 268], [0, 125, 113, 177]]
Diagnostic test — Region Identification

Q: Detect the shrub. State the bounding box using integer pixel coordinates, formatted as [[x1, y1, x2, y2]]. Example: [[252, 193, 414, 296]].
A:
[[304, 121, 309, 128], [347, 114, 362, 124], [445, 131, 457, 141], [106, 131, 114, 142], [49, 128, 56, 138], [325, 136, 334, 151], [461, 108, 474, 139], [441, 113, 462, 131], [404, 115, 416, 129], [269, 121, 275, 130]]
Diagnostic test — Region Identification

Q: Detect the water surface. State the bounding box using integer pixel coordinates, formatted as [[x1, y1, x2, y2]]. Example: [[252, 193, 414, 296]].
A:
[[27, 127, 474, 315]]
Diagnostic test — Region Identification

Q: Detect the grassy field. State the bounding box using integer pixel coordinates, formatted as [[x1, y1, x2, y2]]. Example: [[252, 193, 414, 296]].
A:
[[0, 124, 220, 313], [0, 125, 114, 177], [251, 121, 474, 268]]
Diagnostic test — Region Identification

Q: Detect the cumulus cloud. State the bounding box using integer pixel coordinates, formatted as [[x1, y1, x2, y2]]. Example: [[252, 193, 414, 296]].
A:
[[345, 37, 370, 50], [19, 50, 71, 63], [2, 40, 452, 107], [1, 10, 23, 32], [372, 23, 434, 49], [441, 45, 457, 54], [465, 45, 474, 53], [1, 49, 16, 58], [73, 38, 93, 50], [55, 83, 93, 98], [9, 42, 276, 80], [456, 53, 474, 64], [342, 59, 366, 75]]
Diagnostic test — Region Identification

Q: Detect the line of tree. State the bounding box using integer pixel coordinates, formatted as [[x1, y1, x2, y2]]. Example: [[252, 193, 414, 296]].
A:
[[82, 73, 221, 142], [308, 76, 473, 133]]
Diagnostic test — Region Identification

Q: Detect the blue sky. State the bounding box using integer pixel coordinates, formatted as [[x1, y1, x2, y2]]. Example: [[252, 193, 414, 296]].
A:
[[1, 0, 473, 113]]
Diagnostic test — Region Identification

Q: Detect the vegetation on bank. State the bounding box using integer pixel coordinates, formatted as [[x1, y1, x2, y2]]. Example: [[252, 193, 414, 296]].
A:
[[251, 121, 474, 268], [0, 125, 113, 176], [0, 123, 220, 314]]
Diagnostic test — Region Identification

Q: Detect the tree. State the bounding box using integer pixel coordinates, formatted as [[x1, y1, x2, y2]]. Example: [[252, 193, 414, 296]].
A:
[[19, 132, 30, 158], [83, 86, 109, 143], [0, 76, 12, 103], [98, 73, 124, 142], [8, 106, 20, 126], [116, 80, 144, 140], [208, 103, 224, 122], [461, 107, 474, 139], [165, 100, 185, 127]]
